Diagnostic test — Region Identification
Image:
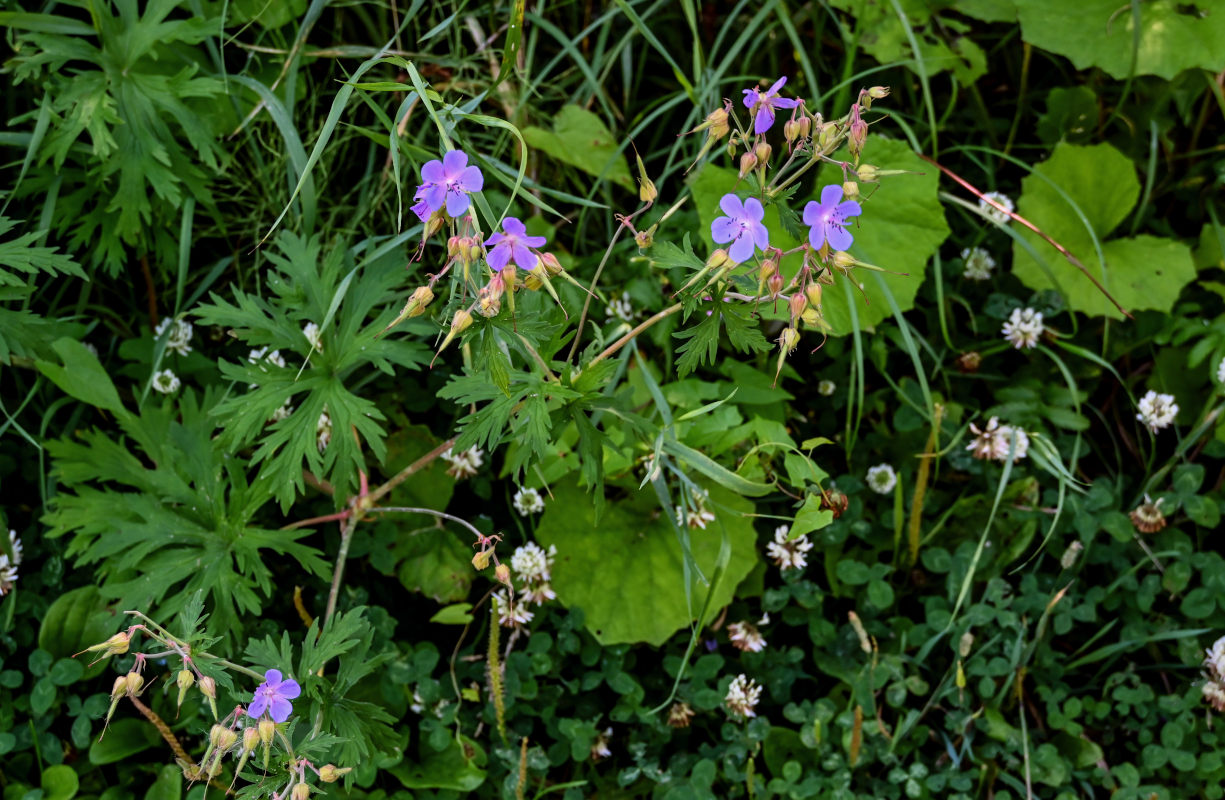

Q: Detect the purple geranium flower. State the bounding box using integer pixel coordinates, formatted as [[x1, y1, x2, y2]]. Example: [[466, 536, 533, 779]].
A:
[[741, 77, 800, 135], [486, 217, 547, 271], [711, 194, 769, 263], [412, 150, 484, 221], [246, 669, 301, 724], [803, 185, 862, 252]]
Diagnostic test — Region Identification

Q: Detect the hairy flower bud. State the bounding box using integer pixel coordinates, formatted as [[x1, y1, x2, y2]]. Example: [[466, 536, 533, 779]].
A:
[[706, 248, 733, 271], [866, 86, 890, 100], [125, 671, 145, 696], [753, 141, 772, 167], [447, 236, 461, 259], [848, 118, 868, 161], [292, 783, 311, 800], [502, 264, 518, 292], [242, 726, 260, 753], [832, 251, 856, 272], [406, 286, 434, 317], [219, 727, 239, 752], [800, 307, 823, 327], [472, 549, 492, 570], [842, 180, 859, 199], [495, 563, 511, 587], [856, 163, 878, 182], [85, 631, 131, 660], [319, 765, 351, 783], [805, 283, 823, 309], [783, 119, 799, 145], [451, 309, 473, 335], [767, 272, 784, 297], [258, 718, 276, 745], [110, 675, 128, 699], [199, 675, 218, 720], [796, 114, 812, 140], [738, 151, 757, 179], [788, 292, 807, 320], [209, 724, 227, 747]]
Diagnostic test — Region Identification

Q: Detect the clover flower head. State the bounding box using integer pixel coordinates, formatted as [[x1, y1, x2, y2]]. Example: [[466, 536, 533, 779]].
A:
[[316, 410, 332, 452], [1204, 680, 1225, 712], [960, 247, 996, 281], [979, 191, 1014, 224], [1002, 307, 1044, 350], [711, 194, 769, 264], [486, 217, 546, 271], [0, 530, 22, 597], [442, 446, 484, 479], [152, 369, 181, 394], [513, 487, 545, 517], [591, 727, 613, 760], [606, 294, 634, 323], [1130, 495, 1166, 533], [1137, 390, 1178, 433], [725, 674, 762, 718], [741, 76, 800, 134], [493, 589, 534, 628], [677, 492, 716, 529], [966, 417, 1029, 462], [270, 401, 294, 423], [817, 380, 836, 396], [413, 149, 484, 221], [154, 318, 193, 356], [248, 347, 287, 370], [727, 621, 767, 652], [766, 524, 812, 571], [667, 702, 695, 728], [247, 669, 301, 723], [302, 322, 324, 353], [866, 463, 896, 495], [804, 185, 861, 252], [510, 542, 552, 583], [1206, 636, 1225, 684]]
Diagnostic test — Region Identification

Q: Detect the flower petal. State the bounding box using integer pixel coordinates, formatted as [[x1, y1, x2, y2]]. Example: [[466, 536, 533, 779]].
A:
[[410, 199, 432, 222], [486, 232, 505, 246], [753, 105, 776, 134], [718, 193, 744, 219], [767, 76, 788, 97], [487, 243, 511, 271], [770, 97, 800, 110], [277, 678, 301, 699], [457, 165, 484, 192], [728, 234, 754, 264], [502, 217, 527, 236], [421, 159, 445, 183], [819, 184, 843, 207], [445, 191, 470, 218], [442, 149, 468, 177], [808, 221, 827, 250], [711, 216, 738, 243], [247, 694, 268, 718], [743, 197, 765, 222], [424, 184, 446, 212], [511, 242, 535, 269], [269, 697, 293, 724], [827, 223, 853, 251], [265, 669, 283, 686], [742, 88, 759, 109], [802, 200, 821, 226], [751, 220, 769, 249], [522, 234, 547, 248], [836, 199, 862, 220]]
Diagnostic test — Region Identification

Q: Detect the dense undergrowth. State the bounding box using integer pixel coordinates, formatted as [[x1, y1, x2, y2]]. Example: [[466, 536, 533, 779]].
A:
[[3, 1, 1225, 798]]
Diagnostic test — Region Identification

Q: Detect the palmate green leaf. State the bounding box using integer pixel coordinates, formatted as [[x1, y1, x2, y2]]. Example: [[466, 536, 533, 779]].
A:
[[522, 105, 633, 189], [1010, 142, 1196, 319], [674, 303, 770, 378], [1015, 0, 1225, 80], [42, 389, 328, 638], [0, 216, 83, 287]]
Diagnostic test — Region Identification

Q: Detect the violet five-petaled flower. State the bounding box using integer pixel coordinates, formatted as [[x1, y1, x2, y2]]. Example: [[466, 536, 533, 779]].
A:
[[803, 184, 862, 252], [711, 194, 769, 264], [741, 76, 800, 135], [486, 217, 547, 271], [412, 150, 484, 221], [246, 668, 301, 724]]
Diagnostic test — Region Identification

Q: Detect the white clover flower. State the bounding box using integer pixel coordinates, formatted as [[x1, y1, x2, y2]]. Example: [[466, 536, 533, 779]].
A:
[[591, 727, 613, 760], [510, 542, 552, 583], [442, 447, 484, 479], [270, 401, 294, 422], [1205, 635, 1225, 684], [725, 674, 762, 718], [960, 246, 996, 281], [866, 463, 897, 495], [0, 530, 21, 597], [513, 487, 545, 516], [155, 318, 193, 356], [1217, 357, 1225, 385], [6, 530, 22, 566], [316, 410, 332, 452], [493, 589, 534, 628], [1002, 307, 1044, 350], [303, 322, 323, 352], [677, 491, 716, 529], [766, 525, 812, 571], [521, 581, 556, 606], [966, 417, 1029, 463], [1136, 390, 1178, 433], [727, 621, 767, 653], [817, 380, 836, 396], [248, 347, 287, 369], [1204, 680, 1225, 712], [409, 688, 426, 714], [151, 369, 181, 394], [606, 294, 634, 323], [979, 191, 1014, 225]]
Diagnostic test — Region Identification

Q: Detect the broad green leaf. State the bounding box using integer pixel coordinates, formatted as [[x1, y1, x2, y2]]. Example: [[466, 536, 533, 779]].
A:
[[826, 0, 989, 80], [388, 735, 486, 791], [37, 586, 114, 663], [536, 480, 758, 646], [1011, 143, 1194, 318], [522, 105, 633, 189], [790, 495, 834, 539], [35, 338, 126, 414], [41, 765, 79, 800], [144, 766, 181, 800], [429, 603, 474, 625], [953, 0, 1016, 23], [379, 425, 456, 527], [1015, 0, 1225, 80], [394, 530, 474, 603], [89, 718, 159, 765]]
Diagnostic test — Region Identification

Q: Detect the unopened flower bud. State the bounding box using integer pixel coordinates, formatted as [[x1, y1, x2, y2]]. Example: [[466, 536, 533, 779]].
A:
[[857, 164, 878, 182], [86, 631, 131, 659], [706, 107, 730, 140], [758, 259, 777, 282], [796, 114, 812, 140], [258, 718, 276, 745], [319, 765, 351, 783], [110, 675, 128, 699], [706, 248, 733, 271], [753, 142, 772, 167], [779, 327, 799, 353], [502, 264, 518, 291], [788, 293, 807, 320], [242, 726, 260, 753], [292, 783, 311, 800], [958, 630, 974, 658], [738, 151, 757, 179], [209, 724, 227, 747], [842, 180, 859, 199], [125, 671, 144, 696], [199, 675, 218, 720], [634, 228, 653, 250], [726, 140, 738, 158], [447, 236, 461, 259], [783, 119, 799, 145], [867, 86, 890, 100], [848, 118, 868, 161], [800, 307, 823, 327], [539, 252, 563, 276], [832, 251, 856, 271], [495, 563, 511, 587], [472, 549, 492, 570], [767, 272, 784, 296], [805, 283, 823, 308]]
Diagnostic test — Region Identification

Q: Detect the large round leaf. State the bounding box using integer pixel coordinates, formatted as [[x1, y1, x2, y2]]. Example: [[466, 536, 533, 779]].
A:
[[535, 480, 758, 646], [690, 137, 948, 335], [1016, 0, 1225, 80], [1010, 143, 1194, 318]]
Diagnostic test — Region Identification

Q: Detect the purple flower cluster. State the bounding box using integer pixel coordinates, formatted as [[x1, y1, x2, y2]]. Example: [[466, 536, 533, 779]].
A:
[[742, 76, 799, 135], [412, 150, 484, 222], [246, 668, 300, 724]]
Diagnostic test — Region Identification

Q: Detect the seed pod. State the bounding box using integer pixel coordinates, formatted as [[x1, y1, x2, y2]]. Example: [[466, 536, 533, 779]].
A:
[[124, 671, 145, 696], [753, 142, 772, 167], [796, 114, 812, 140], [832, 251, 856, 271], [110, 675, 128, 699], [258, 718, 276, 745], [319, 765, 351, 783], [842, 180, 859, 199], [472, 549, 492, 570], [783, 119, 799, 145], [805, 283, 823, 309], [866, 86, 890, 100], [857, 164, 878, 182]]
